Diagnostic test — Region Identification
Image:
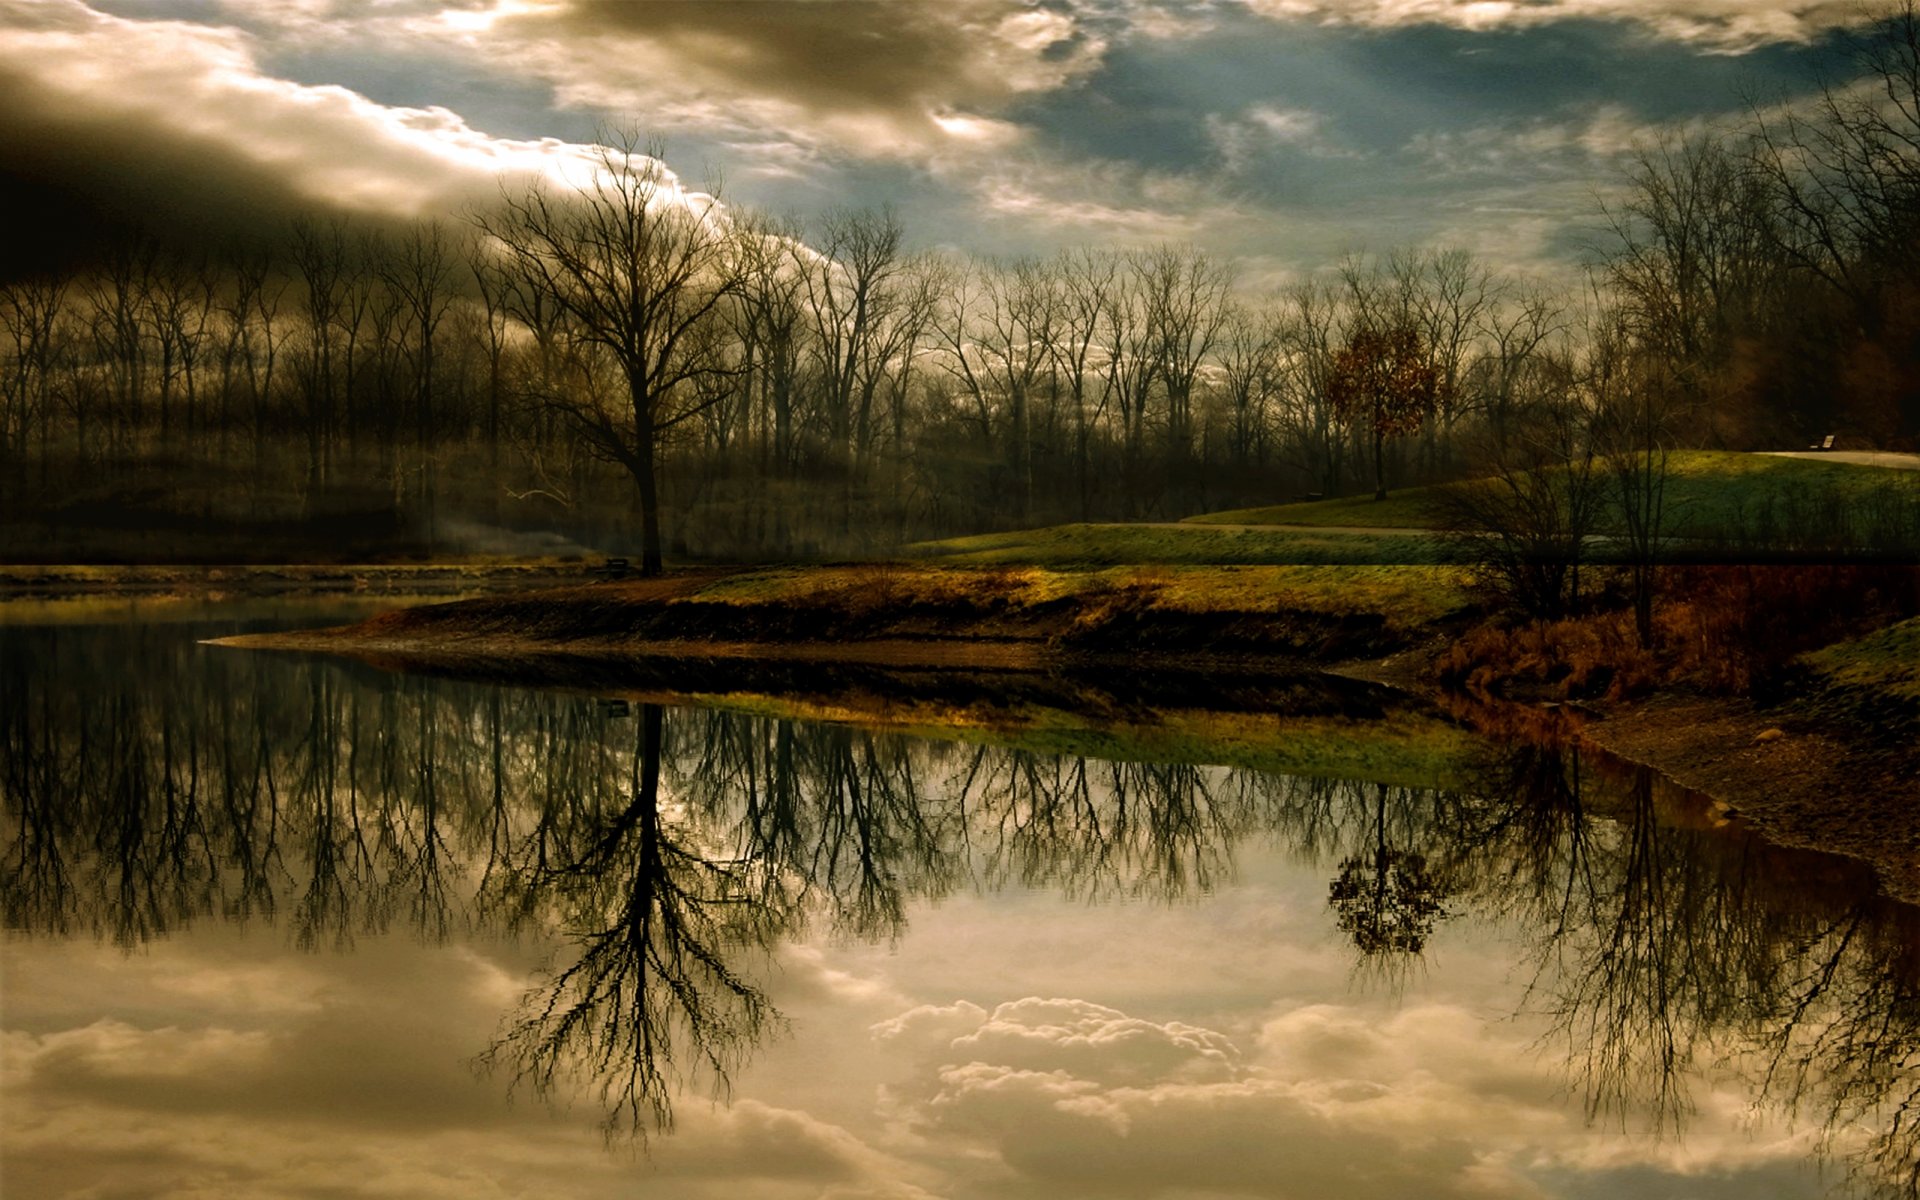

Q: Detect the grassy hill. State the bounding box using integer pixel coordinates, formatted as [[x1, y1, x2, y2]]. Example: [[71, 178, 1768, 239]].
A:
[[909, 452, 1920, 567], [1188, 451, 1920, 540]]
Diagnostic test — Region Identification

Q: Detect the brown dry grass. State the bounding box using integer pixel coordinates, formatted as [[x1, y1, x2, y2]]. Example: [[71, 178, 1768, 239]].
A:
[[1436, 565, 1920, 703]]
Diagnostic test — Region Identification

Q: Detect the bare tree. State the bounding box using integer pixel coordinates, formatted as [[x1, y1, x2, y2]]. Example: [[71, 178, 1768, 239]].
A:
[[381, 221, 457, 541], [1218, 302, 1283, 471], [1136, 246, 1234, 500], [1601, 131, 1782, 442], [1043, 248, 1118, 519], [1276, 278, 1347, 496], [0, 274, 67, 491], [474, 130, 746, 574], [1589, 302, 1674, 648], [800, 207, 906, 478], [290, 216, 350, 495], [1434, 351, 1604, 620]]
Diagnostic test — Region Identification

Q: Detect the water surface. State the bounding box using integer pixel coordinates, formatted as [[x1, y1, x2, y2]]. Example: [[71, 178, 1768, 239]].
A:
[[4, 602, 1917, 1199]]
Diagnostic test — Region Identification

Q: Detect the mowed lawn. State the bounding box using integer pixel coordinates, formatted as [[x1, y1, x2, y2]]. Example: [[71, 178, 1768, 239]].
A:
[[910, 451, 1920, 568], [1805, 614, 1920, 705], [1187, 450, 1920, 537]]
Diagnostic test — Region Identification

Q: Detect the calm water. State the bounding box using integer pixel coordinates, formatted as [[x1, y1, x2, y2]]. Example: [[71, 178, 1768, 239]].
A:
[[4, 602, 1918, 1200]]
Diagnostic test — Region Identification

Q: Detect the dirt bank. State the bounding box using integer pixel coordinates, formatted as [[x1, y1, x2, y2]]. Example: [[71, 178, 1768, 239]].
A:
[[1576, 694, 1920, 902], [213, 563, 1467, 666]]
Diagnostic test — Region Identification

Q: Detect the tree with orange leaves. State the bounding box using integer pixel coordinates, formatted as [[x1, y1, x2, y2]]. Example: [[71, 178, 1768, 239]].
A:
[[1327, 323, 1441, 500]]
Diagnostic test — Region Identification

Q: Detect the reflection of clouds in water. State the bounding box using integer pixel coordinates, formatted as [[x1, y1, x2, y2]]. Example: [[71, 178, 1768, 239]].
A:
[[0, 627, 1898, 1198], [866, 995, 1829, 1200], [0, 933, 922, 1200], [0, 922, 1839, 1200]]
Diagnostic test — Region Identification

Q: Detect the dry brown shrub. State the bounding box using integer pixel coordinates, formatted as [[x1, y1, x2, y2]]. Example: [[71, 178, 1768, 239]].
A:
[[1436, 565, 1920, 703], [1436, 612, 1659, 702]]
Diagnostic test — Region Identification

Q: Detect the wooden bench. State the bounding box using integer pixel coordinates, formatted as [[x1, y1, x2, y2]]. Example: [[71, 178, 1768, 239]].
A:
[[1808, 434, 1836, 451], [591, 556, 630, 581]]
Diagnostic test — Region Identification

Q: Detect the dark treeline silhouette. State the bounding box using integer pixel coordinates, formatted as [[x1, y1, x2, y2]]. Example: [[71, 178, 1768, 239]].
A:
[[0, 203, 1520, 564], [5, 618, 1920, 1193], [9, 10, 1920, 567]]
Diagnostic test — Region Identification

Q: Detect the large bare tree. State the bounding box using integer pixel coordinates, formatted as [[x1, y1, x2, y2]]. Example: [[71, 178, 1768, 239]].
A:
[[475, 130, 745, 574]]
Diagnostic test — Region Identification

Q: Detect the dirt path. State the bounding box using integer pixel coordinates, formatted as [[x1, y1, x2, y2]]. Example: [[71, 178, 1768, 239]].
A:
[[1147, 521, 1438, 537], [1759, 450, 1920, 470]]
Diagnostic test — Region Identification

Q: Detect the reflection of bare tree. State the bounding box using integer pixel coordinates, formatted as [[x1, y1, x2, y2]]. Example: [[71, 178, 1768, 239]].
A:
[[1432, 740, 1920, 1198], [970, 751, 1240, 901], [480, 706, 786, 1137], [1766, 906, 1920, 1199], [2, 672, 76, 935]]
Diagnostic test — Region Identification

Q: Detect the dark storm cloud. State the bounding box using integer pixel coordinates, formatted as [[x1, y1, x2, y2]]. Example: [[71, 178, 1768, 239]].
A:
[[0, 0, 638, 280], [0, 60, 373, 277], [471, 0, 1105, 155], [531, 0, 1069, 113]]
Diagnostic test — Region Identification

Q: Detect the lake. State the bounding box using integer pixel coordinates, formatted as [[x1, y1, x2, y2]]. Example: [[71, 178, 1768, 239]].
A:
[[3, 600, 1916, 1200]]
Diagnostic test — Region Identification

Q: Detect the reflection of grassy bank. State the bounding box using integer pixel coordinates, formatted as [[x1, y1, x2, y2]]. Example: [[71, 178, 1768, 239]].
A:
[[214, 552, 1917, 875], [636, 689, 1478, 790]]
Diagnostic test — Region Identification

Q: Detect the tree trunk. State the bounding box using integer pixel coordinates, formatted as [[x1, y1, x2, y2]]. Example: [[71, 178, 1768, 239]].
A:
[[637, 424, 664, 576]]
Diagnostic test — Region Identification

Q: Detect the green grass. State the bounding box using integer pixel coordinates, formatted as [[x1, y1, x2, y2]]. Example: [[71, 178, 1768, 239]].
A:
[[1803, 615, 1920, 705], [1186, 492, 1440, 529], [1182, 451, 1920, 543], [909, 523, 1447, 566], [1658, 451, 1920, 539]]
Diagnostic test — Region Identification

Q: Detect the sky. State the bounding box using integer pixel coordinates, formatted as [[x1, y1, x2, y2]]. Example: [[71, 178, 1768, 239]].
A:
[[0, 0, 1874, 287]]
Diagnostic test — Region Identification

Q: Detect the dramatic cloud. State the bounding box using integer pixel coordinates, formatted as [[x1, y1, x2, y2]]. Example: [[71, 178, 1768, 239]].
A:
[[0, 0, 664, 274], [423, 0, 1109, 159], [13, 0, 1861, 279]]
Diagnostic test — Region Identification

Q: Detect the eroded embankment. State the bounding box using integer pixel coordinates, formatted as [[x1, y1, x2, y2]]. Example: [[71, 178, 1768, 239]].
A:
[[214, 563, 1472, 667], [1573, 694, 1920, 902]]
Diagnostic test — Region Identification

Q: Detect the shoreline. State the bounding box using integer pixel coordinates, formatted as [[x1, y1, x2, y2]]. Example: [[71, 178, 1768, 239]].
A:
[[0, 560, 594, 600]]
